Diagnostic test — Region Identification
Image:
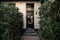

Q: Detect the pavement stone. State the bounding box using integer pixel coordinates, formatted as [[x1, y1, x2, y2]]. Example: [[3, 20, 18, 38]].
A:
[[20, 28, 39, 40]]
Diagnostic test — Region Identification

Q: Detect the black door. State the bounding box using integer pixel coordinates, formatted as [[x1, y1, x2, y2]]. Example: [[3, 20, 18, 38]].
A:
[[26, 3, 34, 28]]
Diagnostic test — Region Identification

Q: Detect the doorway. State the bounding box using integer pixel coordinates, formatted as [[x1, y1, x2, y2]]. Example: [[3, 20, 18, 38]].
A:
[[26, 3, 34, 29]]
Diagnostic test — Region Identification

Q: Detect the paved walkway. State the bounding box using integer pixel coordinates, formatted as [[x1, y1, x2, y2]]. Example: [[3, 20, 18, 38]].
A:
[[20, 28, 39, 40]]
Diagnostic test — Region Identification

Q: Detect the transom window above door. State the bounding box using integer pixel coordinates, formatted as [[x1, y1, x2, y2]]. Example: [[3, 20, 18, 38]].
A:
[[26, 3, 34, 11]]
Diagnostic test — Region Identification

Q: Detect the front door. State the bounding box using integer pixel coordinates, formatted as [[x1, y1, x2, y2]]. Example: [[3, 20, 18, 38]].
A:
[[26, 3, 34, 29]]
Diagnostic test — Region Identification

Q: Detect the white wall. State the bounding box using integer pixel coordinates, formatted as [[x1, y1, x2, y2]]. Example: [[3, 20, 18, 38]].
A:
[[15, 2, 26, 29], [13, 1, 41, 29], [34, 2, 41, 29]]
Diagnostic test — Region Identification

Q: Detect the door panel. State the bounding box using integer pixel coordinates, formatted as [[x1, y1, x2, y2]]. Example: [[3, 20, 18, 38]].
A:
[[26, 3, 34, 28]]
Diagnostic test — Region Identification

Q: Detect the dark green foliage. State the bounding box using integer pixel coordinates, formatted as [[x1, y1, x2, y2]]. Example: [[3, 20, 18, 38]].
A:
[[0, 2, 23, 40], [38, 0, 60, 40]]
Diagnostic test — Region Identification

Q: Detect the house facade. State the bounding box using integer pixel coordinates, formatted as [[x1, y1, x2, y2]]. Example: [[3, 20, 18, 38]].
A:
[[8, 0, 42, 29]]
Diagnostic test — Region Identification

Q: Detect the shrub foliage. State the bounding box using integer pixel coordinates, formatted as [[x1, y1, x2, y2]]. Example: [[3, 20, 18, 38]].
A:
[[38, 0, 60, 40], [0, 2, 23, 40]]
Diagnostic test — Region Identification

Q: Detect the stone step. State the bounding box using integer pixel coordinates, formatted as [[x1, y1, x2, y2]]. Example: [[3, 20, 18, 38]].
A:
[[25, 28, 35, 33], [24, 33, 37, 36], [23, 28, 37, 36], [21, 36, 39, 40]]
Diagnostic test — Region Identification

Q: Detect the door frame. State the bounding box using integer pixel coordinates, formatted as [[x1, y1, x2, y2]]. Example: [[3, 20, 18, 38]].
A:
[[26, 3, 34, 29]]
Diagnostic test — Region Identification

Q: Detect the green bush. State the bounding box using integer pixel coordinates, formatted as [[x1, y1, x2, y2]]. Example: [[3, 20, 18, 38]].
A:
[[38, 0, 60, 40], [0, 2, 23, 40]]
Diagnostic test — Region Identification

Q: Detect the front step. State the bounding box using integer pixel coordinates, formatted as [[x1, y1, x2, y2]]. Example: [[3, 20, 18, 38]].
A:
[[23, 28, 37, 36], [25, 28, 35, 33]]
